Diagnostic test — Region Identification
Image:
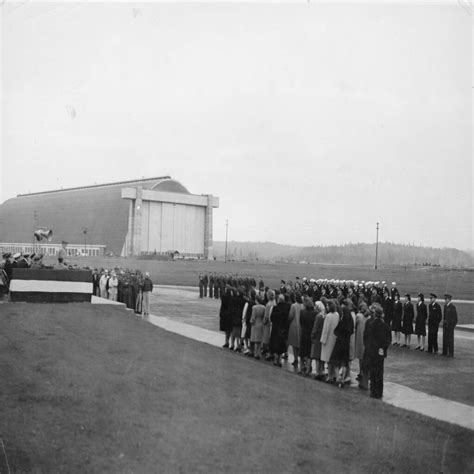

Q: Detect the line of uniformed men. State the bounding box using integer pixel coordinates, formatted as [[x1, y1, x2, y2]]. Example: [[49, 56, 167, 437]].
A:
[[198, 272, 263, 299]]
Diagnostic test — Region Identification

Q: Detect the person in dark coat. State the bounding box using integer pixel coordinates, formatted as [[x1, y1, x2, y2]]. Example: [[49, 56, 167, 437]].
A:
[[214, 275, 220, 299], [3, 253, 13, 286], [363, 303, 391, 399], [198, 274, 205, 298], [92, 269, 100, 297], [330, 299, 355, 388], [299, 297, 316, 376], [209, 274, 214, 298], [203, 273, 208, 298], [391, 293, 403, 345], [414, 293, 428, 350], [371, 287, 382, 306], [427, 293, 442, 354], [402, 294, 414, 348], [230, 287, 246, 352], [219, 286, 233, 348], [442, 294, 458, 357], [269, 294, 291, 366], [382, 287, 393, 332]]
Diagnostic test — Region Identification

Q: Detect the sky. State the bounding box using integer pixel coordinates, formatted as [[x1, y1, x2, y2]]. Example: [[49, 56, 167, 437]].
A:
[[1, 1, 472, 250]]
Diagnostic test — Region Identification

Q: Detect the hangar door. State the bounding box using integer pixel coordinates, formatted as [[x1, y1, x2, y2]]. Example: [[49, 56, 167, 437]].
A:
[[141, 201, 205, 254]]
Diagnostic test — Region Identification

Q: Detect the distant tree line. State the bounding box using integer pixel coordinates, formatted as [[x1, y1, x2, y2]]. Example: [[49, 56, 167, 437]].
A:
[[213, 241, 473, 268]]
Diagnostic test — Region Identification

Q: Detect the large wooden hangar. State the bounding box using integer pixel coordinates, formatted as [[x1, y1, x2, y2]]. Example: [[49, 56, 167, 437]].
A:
[[0, 177, 219, 259]]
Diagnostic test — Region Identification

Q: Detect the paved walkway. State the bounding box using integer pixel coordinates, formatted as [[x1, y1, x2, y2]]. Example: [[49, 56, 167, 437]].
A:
[[145, 312, 474, 432]]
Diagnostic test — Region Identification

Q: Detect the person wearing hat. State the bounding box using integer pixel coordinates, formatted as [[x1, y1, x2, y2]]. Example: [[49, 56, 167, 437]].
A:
[[442, 294, 457, 357], [16, 253, 29, 268], [30, 254, 44, 270], [142, 271, 153, 317], [198, 273, 205, 298], [414, 293, 428, 350], [108, 271, 119, 302], [99, 270, 109, 299], [2, 253, 13, 284], [269, 293, 291, 366], [391, 292, 403, 345], [11, 252, 21, 268], [401, 294, 414, 348], [92, 269, 100, 297], [363, 303, 391, 399], [427, 293, 442, 354]]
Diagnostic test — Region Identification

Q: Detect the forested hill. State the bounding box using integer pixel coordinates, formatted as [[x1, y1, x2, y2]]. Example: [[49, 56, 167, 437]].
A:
[[212, 241, 474, 268]]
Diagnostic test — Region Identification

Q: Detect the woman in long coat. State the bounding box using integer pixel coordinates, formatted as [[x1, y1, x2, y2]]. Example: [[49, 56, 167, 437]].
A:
[[230, 287, 247, 352], [269, 294, 291, 366], [320, 299, 341, 383], [287, 292, 304, 368], [330, 300, 355, 388], [219, 286, 233, 348], [242, 289, 256, 354], [310, 301, 326, 380], [299, 297, 316, 375], [262, 290, 276, 358], [347, 300, 357, 384], [354, 302, 370, 383], [415, 293, 427, 351], [391, 293, 403, 345], [250, 296, 266, 359], [402, 294, 414, 348]]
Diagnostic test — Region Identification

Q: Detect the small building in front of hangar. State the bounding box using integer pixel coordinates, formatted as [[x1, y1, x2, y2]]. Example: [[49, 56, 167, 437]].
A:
[[0, 176, 219, 259]]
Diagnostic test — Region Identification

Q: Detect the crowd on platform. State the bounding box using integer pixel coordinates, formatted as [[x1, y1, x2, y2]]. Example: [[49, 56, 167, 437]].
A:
[[0, 251, 154, 316], [213, 276, 458, 399]]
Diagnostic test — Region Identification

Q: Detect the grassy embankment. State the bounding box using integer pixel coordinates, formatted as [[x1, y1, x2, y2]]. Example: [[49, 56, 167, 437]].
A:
[[1, 303, 473, 473]]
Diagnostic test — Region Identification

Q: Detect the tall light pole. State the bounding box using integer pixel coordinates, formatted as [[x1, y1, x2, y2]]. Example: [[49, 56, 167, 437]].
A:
[[224, 219, 229, 263], [375, 222, 379, 270]]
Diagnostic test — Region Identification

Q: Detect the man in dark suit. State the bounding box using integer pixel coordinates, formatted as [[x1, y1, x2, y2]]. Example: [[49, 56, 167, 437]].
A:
[[198, 274, 204, 298], [92, 268, 101, 297], [442, 294, 458, 357], [427, 293, 442, 354], [3, 253, 13, 283], [364, 303, 391, 399], [209, 273, 214, 298]]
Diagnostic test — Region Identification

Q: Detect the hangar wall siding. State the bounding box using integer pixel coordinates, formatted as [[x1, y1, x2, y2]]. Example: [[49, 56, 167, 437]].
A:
[[141, 202, 205, 255]]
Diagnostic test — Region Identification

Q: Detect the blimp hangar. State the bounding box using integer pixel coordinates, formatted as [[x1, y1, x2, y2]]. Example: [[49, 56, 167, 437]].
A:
[[0, 177, 219, 259]]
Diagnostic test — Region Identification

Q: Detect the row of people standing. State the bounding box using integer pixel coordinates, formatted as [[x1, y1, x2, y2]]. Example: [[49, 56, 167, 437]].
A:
[[219, 286, 392, 398], [382, 291, 457, 357], [198, 272, 263, 299], [92, 268, 153, 316]]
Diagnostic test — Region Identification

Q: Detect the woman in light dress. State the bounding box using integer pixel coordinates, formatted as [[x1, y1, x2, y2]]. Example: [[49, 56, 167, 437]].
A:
[[262, 290, 276, 359], [310, 301, 326, 380], [249, 295, 266, 359], [354, 302, 370, 389], [287, 292, 304, 369], [320, 299, 340, 383]]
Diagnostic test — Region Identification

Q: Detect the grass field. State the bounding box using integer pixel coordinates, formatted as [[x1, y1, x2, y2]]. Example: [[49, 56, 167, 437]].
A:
[[56, 256, 474, 300], [1, 303, 473, 473]]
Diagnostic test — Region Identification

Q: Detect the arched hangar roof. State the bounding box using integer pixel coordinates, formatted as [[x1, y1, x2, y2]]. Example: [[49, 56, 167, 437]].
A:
[[0, 177, 190, 256]]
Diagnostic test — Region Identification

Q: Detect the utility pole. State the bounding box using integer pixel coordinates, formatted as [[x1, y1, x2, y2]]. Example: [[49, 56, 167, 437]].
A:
[[375, 222, 379, 270], [224, 219, 229, 263]]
